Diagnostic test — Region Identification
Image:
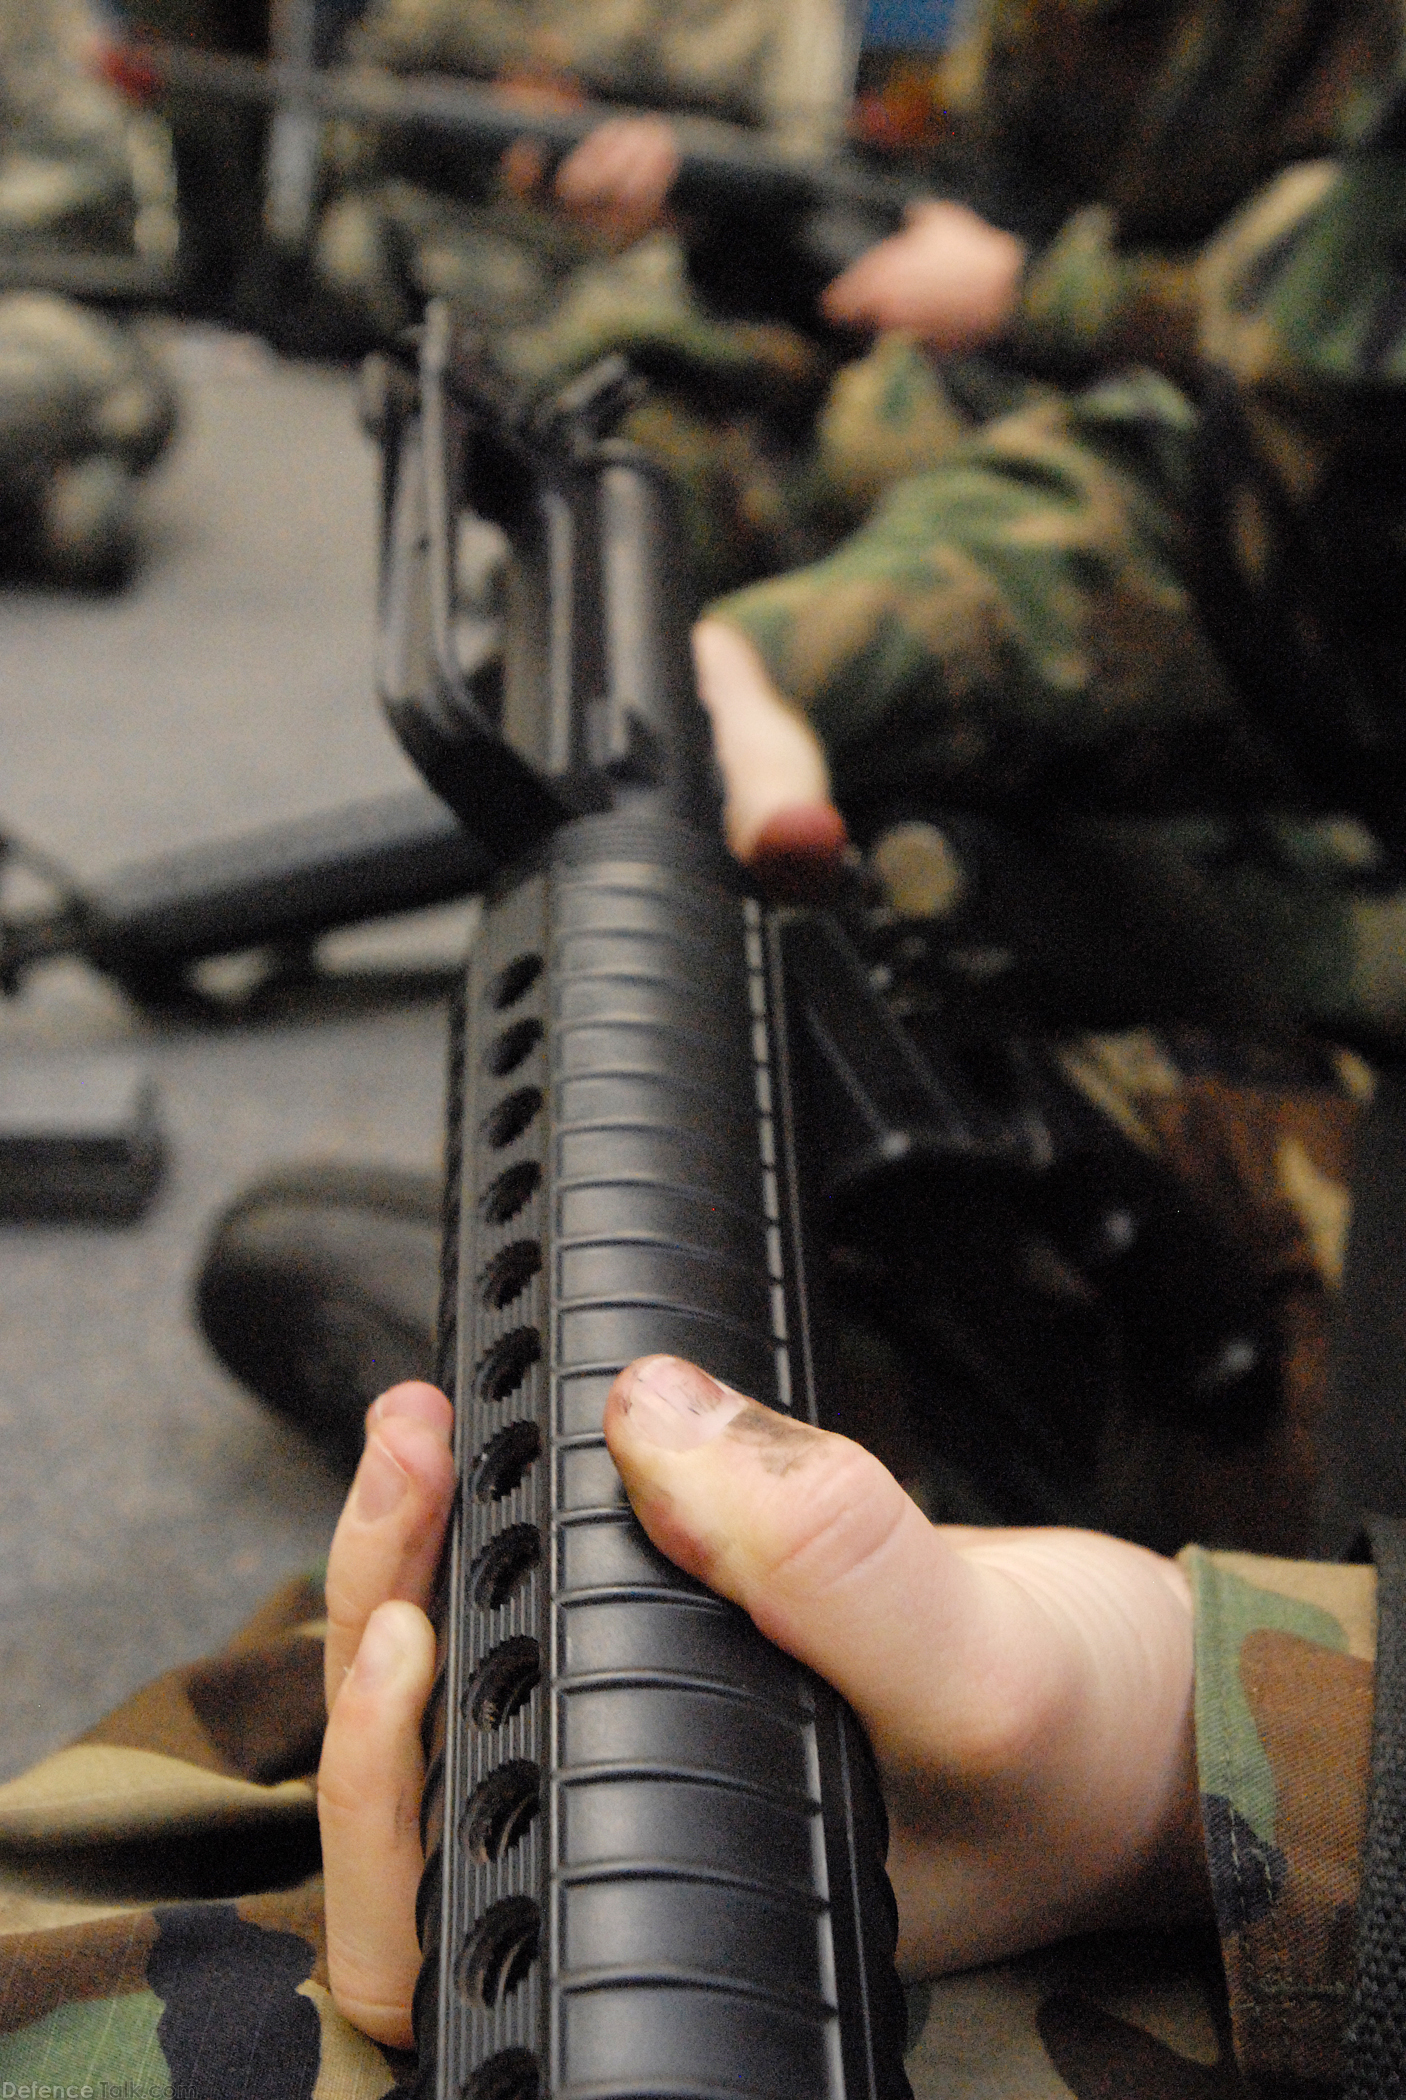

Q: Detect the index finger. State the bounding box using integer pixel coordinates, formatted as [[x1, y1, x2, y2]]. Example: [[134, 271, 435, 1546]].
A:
[[323, 1380, 455, 1711]]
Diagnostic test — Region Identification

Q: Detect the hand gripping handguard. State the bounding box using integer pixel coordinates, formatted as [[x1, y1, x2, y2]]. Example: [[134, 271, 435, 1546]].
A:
[[380, 307, 912, 2100]]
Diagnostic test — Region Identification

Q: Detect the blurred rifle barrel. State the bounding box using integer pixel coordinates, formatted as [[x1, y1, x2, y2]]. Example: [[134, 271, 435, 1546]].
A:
[[0, 785, 492, 999]]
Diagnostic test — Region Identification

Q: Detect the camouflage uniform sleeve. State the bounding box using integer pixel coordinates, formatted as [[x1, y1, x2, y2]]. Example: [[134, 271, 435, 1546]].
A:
[[1014, 209, 1202, 388], [1179, 1545, 1376, 2088], [705, 363, 1248, 817], [980, 0, 1400, 383]]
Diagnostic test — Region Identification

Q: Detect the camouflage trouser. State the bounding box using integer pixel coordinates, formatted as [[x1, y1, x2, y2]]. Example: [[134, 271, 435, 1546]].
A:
[[0, 1529, 1376, 2096], [0, 293, 178, 580], [313, 180, 597, 344], [0, 1566, 1313, 2099]]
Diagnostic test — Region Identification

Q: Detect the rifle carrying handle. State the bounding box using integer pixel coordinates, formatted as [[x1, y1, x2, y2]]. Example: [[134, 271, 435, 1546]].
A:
[[412, 811, 911, 2100]]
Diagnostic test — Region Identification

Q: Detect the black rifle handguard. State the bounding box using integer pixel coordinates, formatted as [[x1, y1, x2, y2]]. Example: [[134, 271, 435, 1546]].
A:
[[418, 818, 910, 2100]]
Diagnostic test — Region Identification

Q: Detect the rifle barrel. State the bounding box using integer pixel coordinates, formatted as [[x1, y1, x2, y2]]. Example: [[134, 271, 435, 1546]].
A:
[[0, 786, 492, 994]]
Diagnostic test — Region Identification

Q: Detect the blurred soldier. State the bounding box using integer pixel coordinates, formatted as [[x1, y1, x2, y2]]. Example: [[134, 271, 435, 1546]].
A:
[[307, 0, 853, 345], [0, 0, 177, 268], [0, 0, 178, 580], [305, 0, 1406, 600], [112, 0, 271, 314], [549, 0, 1406, 578]]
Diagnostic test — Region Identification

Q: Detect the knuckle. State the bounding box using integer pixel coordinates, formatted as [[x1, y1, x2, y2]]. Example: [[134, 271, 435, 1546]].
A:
[[322, 1564, 367, 1637], [328, 1980, 414, 2053], [315, 1748, 368, 1825], [758, 1434, 907, 1598]]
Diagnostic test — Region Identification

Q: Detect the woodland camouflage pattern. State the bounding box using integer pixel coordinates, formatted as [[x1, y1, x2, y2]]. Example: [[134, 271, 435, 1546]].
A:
[[0, 1523, 1376, 2092], [710, 107, 1406, 1042], [0, 1574, 400, 2100], [947, 0, 1404, 382], [1183, 1547, 1377, 2090]]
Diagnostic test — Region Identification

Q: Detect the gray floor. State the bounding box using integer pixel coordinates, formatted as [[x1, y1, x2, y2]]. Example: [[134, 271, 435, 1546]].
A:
[[0, 326, 475, 1779]]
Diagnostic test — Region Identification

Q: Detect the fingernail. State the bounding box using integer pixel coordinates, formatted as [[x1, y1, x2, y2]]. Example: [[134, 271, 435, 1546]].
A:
[[749, 806, 849, 903], [354, 1436, 409, 1522], [350, 1604, 406, 1692], [621, 1357, 747, 1451]]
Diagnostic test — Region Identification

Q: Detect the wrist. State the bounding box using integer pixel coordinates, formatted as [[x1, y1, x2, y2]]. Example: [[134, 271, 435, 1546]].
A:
[[1037, 1543, 1206, 1937], [893, 1533, 1204, 1972]]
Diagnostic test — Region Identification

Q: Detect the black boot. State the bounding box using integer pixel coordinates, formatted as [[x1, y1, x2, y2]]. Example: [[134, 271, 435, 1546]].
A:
[[194, 1163, 440, 1475]]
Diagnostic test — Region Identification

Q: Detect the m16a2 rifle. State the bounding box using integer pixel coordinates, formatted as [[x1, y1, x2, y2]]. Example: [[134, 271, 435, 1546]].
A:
[[0, 792, 492, 1007], [105, 26, 935, 314], [112, 34, 914, 237], [369, 303, 1291, 2097], [377, 303, 911, 2100]]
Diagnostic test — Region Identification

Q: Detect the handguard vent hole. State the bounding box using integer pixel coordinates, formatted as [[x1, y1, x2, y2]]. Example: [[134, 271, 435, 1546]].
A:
[[490, 955, 543, 1011], [466, 2050, 541, 2100], [482, 1160, 540, 1225], [469, 1523, 541, 1612], [466, 1635, 540, 1730], [484, 1087, 542, 1150], [464, 1759, 540, 1863], [486, 1017, 543, 1078], [476, 1325, 541, 1404], [472, 1419, 541, 1502], [458, 1897, 540, 2009], [480, 1239, 542, 1310]]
